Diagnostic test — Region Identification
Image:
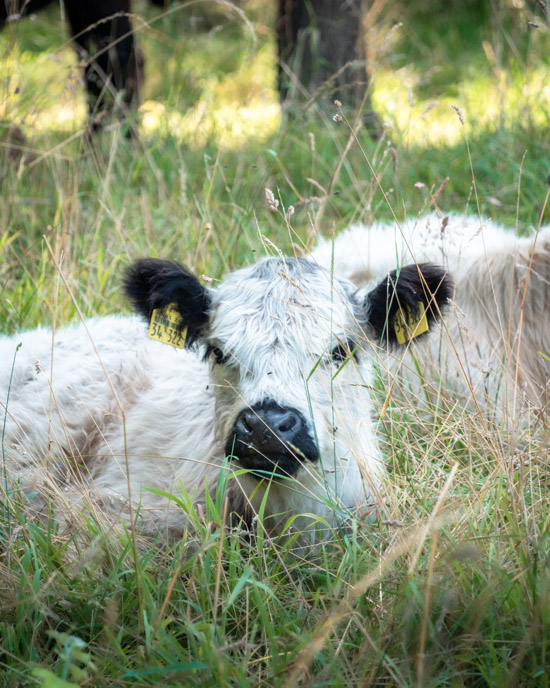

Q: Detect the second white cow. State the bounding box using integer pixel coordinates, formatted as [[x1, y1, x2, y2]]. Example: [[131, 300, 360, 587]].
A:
[[313, 212, 550, 421]]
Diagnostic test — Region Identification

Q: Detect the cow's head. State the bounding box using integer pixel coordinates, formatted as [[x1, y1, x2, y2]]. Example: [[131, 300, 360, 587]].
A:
[[124, 256, 451, 494]]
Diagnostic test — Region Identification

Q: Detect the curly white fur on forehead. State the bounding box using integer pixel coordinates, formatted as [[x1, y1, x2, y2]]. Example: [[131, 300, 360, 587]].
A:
[[209, 257, 363, 354]]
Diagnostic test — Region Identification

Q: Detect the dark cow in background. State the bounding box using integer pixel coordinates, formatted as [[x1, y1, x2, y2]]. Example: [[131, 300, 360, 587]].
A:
[[0, 0, 160, 129]]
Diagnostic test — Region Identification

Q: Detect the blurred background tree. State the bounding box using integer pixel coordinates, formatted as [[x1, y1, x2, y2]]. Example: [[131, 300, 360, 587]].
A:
[[277, 0, 381, 133]]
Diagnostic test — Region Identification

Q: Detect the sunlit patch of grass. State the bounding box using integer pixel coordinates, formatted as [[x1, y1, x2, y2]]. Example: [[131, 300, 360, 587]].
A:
[[0, 38, 86, 131], [140, 98, 280, 149], [373, 64, 550, 147], [140, 44, 280, 148]]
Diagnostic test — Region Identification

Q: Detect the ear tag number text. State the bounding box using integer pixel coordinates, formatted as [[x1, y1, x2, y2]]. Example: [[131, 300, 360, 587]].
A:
[[149, 304, 187, 349], [394, 302, 429, 345]]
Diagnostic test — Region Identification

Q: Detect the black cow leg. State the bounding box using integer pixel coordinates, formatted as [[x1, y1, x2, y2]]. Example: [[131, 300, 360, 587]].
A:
[[63, 0, 142, 134]]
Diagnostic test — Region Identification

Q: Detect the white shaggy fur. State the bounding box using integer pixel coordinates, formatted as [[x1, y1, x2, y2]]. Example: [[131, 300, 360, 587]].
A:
[[1, 256, 401, 543], [313, 212, 550, 419]]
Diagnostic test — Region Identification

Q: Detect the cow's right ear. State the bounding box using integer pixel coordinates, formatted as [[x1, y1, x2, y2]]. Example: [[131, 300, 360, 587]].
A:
[[123, 259, 212, 345], [363, 263, 452, 347]]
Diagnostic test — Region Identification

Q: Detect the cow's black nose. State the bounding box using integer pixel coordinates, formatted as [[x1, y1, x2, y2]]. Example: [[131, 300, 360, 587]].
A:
[[226, 399, 318, 477], [237, 407, 303, 446]]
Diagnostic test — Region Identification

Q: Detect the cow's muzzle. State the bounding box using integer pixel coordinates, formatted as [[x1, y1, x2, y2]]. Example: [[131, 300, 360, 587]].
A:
[[225, 399, 318, 478]]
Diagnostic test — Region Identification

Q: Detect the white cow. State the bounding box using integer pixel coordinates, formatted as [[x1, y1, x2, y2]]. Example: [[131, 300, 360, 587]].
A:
[[312, 212, 550, 421], [0, 254, 450, 543]]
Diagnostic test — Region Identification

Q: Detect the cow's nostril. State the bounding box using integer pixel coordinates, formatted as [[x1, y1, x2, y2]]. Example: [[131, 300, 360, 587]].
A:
[[237, 413, 254, 435], [277, 412, 298, 435]]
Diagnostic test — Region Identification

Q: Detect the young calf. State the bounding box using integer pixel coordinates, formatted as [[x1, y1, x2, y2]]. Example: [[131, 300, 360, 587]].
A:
[[1, 255, 449, 541], [312, 212, 550, 419]]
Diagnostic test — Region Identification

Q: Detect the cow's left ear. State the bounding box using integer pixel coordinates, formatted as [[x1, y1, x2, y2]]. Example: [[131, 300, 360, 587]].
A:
[[363, 263, 452, 347], [124, 258, 212, 346]]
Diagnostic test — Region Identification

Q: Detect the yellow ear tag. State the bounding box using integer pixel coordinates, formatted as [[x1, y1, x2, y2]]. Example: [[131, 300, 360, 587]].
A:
[[148, 304, 187, 349], [394, 302, 429, 345]]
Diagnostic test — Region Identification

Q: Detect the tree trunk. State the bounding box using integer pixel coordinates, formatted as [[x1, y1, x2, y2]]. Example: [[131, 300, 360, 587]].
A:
[[277, 0, 379, 132]]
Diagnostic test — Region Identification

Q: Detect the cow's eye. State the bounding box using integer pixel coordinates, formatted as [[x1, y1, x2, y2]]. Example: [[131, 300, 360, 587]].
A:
[[212, 347, 230, 365], [206, 345, 231, 365], [331, 341, 358, 365]]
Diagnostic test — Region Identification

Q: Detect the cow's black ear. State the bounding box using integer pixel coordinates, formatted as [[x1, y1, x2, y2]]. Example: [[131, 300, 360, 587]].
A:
[[364, 263, 452, 347], [123, 259, 212, 345]]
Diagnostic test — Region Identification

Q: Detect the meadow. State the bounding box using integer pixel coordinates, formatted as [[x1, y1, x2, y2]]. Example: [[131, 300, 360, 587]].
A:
[[1, 0, 550, 685]]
